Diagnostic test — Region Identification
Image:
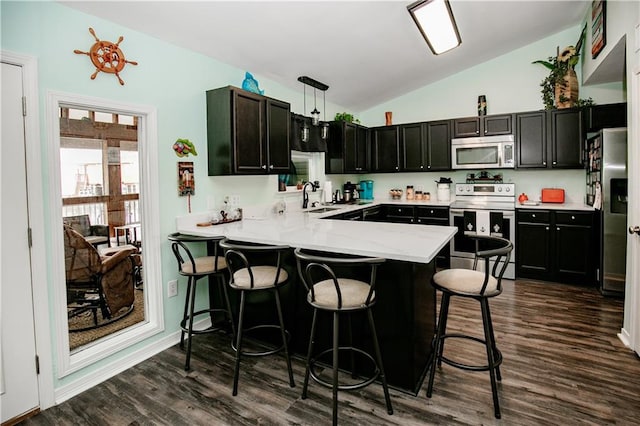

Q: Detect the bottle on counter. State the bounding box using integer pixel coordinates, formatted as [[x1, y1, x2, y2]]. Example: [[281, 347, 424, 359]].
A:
[[406, 185, 414, 200]]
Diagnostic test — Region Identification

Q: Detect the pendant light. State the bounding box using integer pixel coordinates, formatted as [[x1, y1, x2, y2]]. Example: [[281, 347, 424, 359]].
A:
[[297, 76, 330, 141], [301, 84, 309, 143], [320, 90, 329, 140], [311, 88, 320, 126]]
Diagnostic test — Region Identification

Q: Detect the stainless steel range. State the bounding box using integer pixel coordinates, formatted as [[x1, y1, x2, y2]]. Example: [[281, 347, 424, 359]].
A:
[[449, 182, 516, 279]]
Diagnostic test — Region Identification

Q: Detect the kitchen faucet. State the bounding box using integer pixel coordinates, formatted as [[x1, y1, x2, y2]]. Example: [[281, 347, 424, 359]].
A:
[[302, 181, 319, 209]]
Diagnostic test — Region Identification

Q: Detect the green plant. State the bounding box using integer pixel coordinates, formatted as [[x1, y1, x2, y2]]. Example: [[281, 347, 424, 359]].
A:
[[334, 112, 360, 124], [574, 97, 595, 108], [533, 45, 580, 110]]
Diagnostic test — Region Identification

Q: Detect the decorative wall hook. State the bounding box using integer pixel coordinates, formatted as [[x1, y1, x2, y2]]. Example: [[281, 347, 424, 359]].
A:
[[74, 27, 138, 85]]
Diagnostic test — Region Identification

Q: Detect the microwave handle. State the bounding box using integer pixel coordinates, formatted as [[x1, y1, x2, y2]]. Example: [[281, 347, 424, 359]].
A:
[[503, 144, 514, 165]]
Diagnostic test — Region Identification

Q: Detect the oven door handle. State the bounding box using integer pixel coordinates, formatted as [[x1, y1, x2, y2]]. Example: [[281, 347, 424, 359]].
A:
[[450, 208, 465, 215]]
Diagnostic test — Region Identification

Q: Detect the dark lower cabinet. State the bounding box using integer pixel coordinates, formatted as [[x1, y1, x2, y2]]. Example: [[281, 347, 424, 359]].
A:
[[415, 206, 450, 268], [516, 209, 596, 285]]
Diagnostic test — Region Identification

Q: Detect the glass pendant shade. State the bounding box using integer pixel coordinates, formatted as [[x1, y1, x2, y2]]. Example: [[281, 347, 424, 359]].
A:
[[320, 122, 329, 140], [301, 121, 310, 143], [311, 108, 320, 126]]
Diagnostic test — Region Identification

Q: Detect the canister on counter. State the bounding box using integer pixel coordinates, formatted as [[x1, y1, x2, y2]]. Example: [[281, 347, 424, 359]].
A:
[[406, 185, 414, 200]]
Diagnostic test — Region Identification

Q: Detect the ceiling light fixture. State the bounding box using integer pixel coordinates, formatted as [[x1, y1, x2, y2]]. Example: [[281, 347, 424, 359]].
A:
[[407, 0, 461, 55], [297, 76, 330, 140]]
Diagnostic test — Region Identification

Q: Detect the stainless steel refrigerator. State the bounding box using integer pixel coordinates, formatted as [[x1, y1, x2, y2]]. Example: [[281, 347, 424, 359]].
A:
[[586, 128, 627, 295]]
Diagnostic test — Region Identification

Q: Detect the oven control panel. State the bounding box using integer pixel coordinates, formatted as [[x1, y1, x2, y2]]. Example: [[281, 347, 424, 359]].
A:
[[455, 183, 515, 196]]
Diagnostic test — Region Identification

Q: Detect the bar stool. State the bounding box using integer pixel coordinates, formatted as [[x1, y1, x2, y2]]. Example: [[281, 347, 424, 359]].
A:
[[426, 235, 513, 419], [294, 248, 393, 426], [219, 239, 295, 396], [168, 233, 234, 371]]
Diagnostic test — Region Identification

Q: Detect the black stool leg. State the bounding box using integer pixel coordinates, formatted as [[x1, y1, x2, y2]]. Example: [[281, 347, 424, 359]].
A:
[[184, 277, 198, 371], [427, 292, 450, 398], [484, 301, 501, 381], [219, 274, 236, 337], [367, 309, 393, 415], [302, 308, 318, 399], [274, 288, 295, 388], [232, 290, 247, 396], [332, 311, 340, 426], [179, 278, 192, 350], [347, 314, 357, 379], [436, 293, 451, 367], [480, 298, 501, 419]]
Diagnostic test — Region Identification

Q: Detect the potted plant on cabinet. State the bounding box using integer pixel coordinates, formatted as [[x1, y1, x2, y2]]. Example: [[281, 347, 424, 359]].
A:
[[533, 45, 581, 109]]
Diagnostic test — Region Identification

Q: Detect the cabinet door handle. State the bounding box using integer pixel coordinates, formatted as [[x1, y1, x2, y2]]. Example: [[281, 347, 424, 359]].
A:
[[532, 214, 536, 218], [557, 227, 560, 231], [269, 164, 274, 170], [261, 165, 267, 170], [545, 226, 549, 230], [553, 161, 557, 165], [420, 165, 424, 169], [427, 165, 431, 169], [430, 210, 434, 214], [543, 162, 547, 166], [571, 215, 575, 220]]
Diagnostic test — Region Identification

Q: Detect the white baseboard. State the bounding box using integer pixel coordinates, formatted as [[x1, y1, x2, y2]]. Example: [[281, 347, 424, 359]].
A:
[[53, 317, 211, 405], [619, 328, 632, 348]]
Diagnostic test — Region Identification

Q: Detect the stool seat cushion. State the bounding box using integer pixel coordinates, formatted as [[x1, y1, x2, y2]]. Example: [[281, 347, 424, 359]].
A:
[[433, 268, 498, 295], [232, 265, 288, 289], [311, 278, 374, 309], [180, 255, 227, 275]]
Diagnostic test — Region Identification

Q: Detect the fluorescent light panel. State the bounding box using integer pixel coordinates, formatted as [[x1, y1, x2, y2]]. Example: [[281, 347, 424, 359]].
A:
[[408, 0, 461, 55]]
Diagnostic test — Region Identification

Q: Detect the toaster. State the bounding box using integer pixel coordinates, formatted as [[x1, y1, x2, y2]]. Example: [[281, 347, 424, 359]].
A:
[[541, 188, 565, 203]]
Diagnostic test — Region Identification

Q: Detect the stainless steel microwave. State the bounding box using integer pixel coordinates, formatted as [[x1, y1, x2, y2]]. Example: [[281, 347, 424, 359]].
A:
[[451, 134, 515, 169]]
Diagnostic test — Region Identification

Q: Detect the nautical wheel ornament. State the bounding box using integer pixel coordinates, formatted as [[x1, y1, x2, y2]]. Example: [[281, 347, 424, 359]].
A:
[[74, 27, 138, 85]]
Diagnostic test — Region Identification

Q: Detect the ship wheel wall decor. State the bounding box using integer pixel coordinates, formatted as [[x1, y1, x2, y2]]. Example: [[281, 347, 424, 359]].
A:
[[74, 27, 138, 85]]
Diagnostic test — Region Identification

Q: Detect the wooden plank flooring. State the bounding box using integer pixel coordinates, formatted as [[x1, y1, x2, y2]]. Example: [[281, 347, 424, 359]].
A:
[[23, 279, 640, 425]]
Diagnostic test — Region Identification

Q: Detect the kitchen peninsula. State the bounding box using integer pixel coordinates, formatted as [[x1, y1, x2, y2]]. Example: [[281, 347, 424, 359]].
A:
[[176, 204, 456, 394]]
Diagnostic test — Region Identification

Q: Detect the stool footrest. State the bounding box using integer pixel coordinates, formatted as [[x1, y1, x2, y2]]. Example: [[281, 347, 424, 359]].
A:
[[180, 307, 232, 335], [309, 347, 380, 391], [438, 333, 503, 372], [232, 325, 291, 357]]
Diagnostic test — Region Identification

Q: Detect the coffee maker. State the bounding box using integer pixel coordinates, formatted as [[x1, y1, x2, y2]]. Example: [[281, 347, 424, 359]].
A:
[[359, 180, 374, 200], [343, 181, 358, 203]]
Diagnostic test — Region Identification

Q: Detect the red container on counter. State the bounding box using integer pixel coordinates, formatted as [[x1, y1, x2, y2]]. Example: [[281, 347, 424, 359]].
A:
[[541, 188, 565, 203]]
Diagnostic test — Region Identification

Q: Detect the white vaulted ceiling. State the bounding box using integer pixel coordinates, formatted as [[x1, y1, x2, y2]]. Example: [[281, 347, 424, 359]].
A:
[[60, 1, 590, 111]]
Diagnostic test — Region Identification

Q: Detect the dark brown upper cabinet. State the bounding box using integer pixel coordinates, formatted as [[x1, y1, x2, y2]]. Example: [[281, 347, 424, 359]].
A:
[[516, 111, 547, 168], [516, 109, 584, 169], [207, 86, 290, 176], [401, 120, 451, 172], [325, 121, 370, 174], [372, 126, 400, 172], [549, 108, 584, 169], [453, 114, 513, 138], [582, 102, 627, 133]]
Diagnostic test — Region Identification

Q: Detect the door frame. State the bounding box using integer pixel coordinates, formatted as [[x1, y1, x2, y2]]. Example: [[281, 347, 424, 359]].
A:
[[1, 50, 54, 409], [46, 91, 164, 378]]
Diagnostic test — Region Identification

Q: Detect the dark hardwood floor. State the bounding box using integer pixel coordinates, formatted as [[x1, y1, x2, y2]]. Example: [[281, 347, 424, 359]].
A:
[[23, 279, 640, 425]]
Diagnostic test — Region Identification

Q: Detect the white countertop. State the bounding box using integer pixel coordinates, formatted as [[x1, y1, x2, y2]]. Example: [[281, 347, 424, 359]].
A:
[[176, 203, 456, 264], [515, 202, 595, 211]]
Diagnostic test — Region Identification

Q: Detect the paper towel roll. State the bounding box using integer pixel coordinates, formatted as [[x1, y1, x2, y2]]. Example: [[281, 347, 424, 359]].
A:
[[323, 181, 332, 203]]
